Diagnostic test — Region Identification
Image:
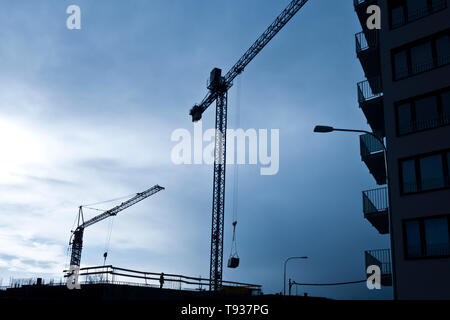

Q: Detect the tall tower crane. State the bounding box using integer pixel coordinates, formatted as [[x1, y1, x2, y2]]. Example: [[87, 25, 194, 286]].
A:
[[69, 185, 164, 268], [189, 0, 309, 291]]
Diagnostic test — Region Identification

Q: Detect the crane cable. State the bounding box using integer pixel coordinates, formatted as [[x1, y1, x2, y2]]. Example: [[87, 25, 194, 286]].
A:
[[103, 215, 115, 265], [83, 193, 133, 265], [229, 75, 242, 261], [82, 193, 136, 207]]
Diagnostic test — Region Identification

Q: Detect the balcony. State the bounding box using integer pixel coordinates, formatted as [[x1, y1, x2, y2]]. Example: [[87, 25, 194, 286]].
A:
[[365, 249, 392, 286], [354, 0, 379, 31], [360, 134, 386, 185], [355, 30, 381, 80], [357, 78, 384, 137], [362, 187, 389, 234]]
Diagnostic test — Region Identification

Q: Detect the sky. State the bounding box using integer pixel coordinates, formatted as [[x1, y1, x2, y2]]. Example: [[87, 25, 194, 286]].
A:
[[0, 0, 392, 299]]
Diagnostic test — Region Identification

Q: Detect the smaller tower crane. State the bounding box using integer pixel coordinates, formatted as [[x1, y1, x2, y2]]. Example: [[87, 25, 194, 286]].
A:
[[69, 185, 164, 268]]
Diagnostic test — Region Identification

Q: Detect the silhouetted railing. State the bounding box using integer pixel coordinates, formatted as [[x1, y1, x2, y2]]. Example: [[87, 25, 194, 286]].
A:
[[365, 249, 391, 276], [357, 78, 382, 103], [355, 30, 378, 53], [63, 265, 262, 292], [362, 187, 388, 215]]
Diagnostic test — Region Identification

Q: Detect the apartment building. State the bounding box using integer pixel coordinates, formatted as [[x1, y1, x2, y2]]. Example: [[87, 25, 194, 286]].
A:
[[354, 0, 450, 299]]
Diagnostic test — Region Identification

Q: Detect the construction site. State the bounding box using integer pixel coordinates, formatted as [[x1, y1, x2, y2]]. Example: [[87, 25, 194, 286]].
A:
[[3, 0, 449, 310], [0, 0, 323, 306]]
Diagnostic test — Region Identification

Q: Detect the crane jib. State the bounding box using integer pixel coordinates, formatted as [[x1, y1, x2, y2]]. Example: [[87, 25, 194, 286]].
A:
[[81, 185, 164, 229], [191, 0, 309, 118], [69, 185, 164, 268]]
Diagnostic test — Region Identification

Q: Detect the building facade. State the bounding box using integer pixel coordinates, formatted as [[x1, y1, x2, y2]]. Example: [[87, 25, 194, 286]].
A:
[[354, 0, 450, 299]]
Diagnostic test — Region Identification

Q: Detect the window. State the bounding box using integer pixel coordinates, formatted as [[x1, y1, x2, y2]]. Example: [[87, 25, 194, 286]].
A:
[[442, 91, 450, 124], [405, 220, 422, 257], [398, 103, 413, 134], [392, 30, 450, 80], [404, 215, 450, 259], [402, 159, 418, 193], [407, 0, 429, 21], [447, 152, 450, 184], [436, 34, 450, 66], [391, 5, 406, 28], [424, 218, 450, 256], [414, 96, 439, 130], [394, 50, 409, 79], [390, 0, 448, 29], [420, 154, 445, 190], [395, 87, 450, 135], [400, 150, 450, 194], [410, 42, 434, 74]]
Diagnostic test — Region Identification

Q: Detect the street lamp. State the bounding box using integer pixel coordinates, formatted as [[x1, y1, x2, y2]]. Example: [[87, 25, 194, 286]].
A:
[[283, 256, 308, 296], [314, 126, 385, 150], [313, 124, 397, 300]]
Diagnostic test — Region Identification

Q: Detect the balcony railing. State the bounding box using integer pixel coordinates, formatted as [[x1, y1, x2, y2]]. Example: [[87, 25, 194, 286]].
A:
[[357, 78, 383, 104], [355, 30, 378, 54], [362, 187, 389, 234], [365, 249, 392, 286], [362, 187, 387, 215], [360, 134, 384, 158], [365, 249, 392, 277]]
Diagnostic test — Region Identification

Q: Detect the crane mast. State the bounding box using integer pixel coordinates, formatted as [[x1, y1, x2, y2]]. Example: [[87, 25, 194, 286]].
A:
[[189, 0, 309, 291], [69, 185, 164, 267]]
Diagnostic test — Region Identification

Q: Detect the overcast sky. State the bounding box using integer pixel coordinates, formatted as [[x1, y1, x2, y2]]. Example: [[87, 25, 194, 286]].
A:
[[0, 0, 391, 299]]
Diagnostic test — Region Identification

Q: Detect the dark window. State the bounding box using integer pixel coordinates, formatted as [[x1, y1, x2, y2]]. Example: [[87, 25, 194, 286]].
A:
[[447, 152, 450, 184], [410, 42, 434, 74], [415, 96, 439, 130], [398, 103, 413, 134], [404, 215, 450, 259], [442, 91, 450, 124], [408, 0, 429, 20], [436, 34, 450, 66], [396, 88, 450, 135], [405, 220, 422, 257], [394, 50, 409, 79], [392, 30, 450, 80], [424, 217, 450, 256], [391, 5, 406, 28], [402, 159, 418, 193], [399, 149, 450, 194], [420, 154, 445, 190], [390, 0, 448, 29]]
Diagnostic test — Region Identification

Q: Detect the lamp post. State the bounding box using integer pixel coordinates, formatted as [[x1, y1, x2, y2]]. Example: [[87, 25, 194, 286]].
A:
[[313, 125, 397, 300], [283, 256, 307, 296]]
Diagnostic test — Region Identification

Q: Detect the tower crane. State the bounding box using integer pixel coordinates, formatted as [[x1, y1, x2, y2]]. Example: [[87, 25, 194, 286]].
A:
[[69, 185, 164, 268], [189, 0, 309, 291]]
